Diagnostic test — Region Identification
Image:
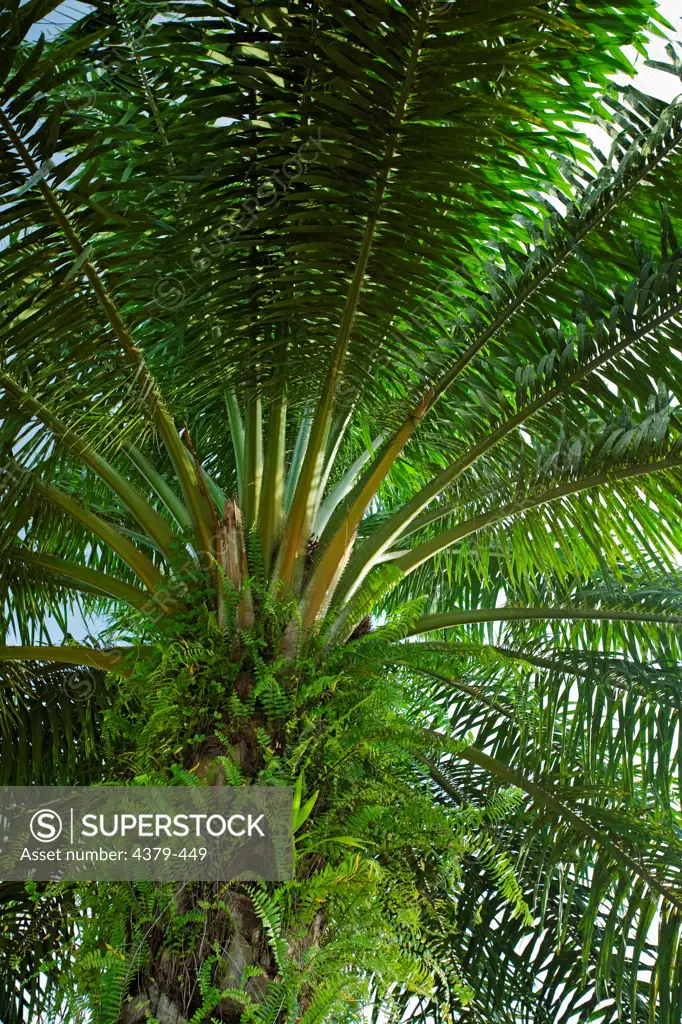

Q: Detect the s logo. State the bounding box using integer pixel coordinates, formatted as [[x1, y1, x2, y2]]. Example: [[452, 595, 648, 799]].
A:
[[30, 809, 63, 843]]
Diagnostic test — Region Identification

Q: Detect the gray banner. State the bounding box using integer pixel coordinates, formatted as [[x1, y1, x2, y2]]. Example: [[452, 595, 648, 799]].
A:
[[0, 786, 293, 881]]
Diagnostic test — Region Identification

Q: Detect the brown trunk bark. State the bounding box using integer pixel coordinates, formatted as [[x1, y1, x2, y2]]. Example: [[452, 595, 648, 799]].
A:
[[122, 724, 286, 1024], [121, 890, 275, 1024]]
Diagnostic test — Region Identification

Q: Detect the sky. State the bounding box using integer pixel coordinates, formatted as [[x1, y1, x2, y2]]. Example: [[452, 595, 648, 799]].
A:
[[628, 0, 682, 103]]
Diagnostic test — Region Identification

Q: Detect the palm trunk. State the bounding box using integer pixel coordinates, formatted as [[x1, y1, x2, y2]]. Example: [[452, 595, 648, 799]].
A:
[[121, 717, 314, 1024], [122, 887, 325, 1023], [122, 890, 276, 1023]]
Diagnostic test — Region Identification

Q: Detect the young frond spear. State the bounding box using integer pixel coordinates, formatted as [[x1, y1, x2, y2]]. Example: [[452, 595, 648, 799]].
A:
[[1, 1, 682, 1021]]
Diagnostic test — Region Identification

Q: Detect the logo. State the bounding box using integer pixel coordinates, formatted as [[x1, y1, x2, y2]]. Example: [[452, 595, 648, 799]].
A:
[[153, 274, 186, 311], [30, 809, 63, 843], [62, 669, 96, 701]]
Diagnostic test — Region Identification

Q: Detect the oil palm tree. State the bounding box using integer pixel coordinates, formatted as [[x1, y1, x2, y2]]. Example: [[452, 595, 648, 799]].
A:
[[2, 0, 682, 1020]]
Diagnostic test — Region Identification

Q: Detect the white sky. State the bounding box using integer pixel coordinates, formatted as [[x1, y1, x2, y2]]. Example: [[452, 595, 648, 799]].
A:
[[629, 0, 682, 102]]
